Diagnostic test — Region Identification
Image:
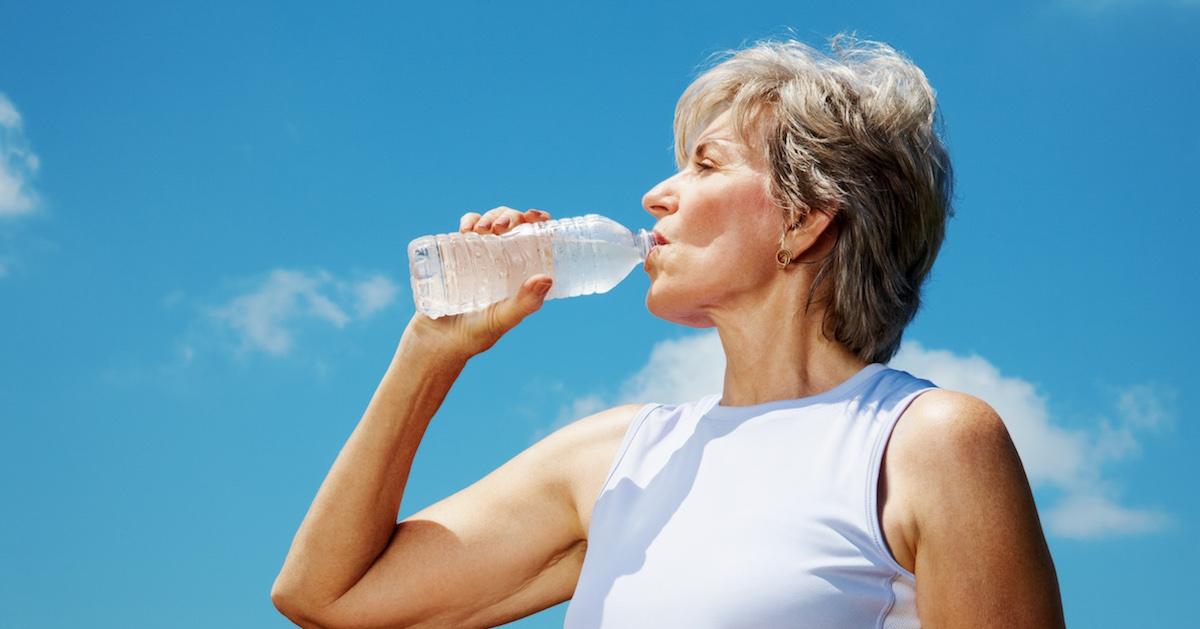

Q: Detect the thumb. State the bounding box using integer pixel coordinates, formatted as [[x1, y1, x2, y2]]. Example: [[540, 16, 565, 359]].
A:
[[490, 274, 553, 331]]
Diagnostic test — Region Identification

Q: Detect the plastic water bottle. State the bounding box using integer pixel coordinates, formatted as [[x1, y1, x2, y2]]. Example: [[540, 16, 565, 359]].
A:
[[407, 214, 656, 318]]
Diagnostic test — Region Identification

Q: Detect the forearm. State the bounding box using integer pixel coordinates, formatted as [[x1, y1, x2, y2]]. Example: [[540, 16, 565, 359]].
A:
[[273, 326, 468, 609]]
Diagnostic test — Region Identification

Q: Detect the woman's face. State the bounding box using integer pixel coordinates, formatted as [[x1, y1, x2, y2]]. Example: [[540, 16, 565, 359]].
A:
[[642, 110, 785, 327]]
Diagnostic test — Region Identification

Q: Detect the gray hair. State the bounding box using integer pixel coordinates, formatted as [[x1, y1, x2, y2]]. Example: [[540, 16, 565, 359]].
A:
[[674, 34, 955, 364]]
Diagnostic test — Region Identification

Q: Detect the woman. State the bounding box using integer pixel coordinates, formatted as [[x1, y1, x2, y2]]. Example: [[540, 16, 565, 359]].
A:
[[272, 35, 1066, 628]]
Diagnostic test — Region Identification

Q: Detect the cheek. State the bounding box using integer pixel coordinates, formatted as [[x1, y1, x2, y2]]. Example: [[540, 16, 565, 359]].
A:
[[702, 220, 778, 276], [645, 249, 773, 326], [647, 240, 771, 303]]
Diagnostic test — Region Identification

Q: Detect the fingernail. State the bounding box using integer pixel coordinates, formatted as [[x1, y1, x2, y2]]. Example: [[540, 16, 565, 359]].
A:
[[536, 280, 552, 296], [478, 220, 491, 229], [496, 218, 510, 228]]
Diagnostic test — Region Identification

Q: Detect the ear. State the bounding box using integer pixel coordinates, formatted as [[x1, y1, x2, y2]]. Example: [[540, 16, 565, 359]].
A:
[[783, 208, 839, 264]]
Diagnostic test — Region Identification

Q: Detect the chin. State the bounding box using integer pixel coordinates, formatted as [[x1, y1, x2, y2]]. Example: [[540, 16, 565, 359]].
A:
[[645, 287, 715, 328]]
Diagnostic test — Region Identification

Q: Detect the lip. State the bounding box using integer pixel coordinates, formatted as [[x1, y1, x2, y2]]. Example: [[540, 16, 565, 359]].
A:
[[653, 230, 670, 246], [643, 245, 661, 273]]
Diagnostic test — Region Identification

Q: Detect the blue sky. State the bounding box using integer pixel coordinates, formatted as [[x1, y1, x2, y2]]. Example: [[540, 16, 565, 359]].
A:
[[1, 0, 1196, 626]]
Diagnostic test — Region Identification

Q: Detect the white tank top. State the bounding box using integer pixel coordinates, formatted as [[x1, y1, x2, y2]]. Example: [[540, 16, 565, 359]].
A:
[[563, 363, 937, 629]]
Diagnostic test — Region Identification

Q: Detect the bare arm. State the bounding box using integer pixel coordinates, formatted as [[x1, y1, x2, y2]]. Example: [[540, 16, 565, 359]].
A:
[[271, 207, 595, 628], [270, 323, 466, 625], [904, 391, 1067, 628], [272, 325, 639, 628], [319, 402, 641, 629]]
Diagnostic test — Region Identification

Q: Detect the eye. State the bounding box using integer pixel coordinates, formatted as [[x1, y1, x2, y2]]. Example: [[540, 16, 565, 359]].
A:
[[693, 159, 716, 172]]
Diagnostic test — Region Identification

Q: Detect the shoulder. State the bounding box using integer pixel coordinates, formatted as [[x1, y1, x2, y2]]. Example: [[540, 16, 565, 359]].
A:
[[878, 389, 1010, 564], [894, 388, 1009, 455], [891, 390, 1051, 578], [887, 393, 1066, 625], [545, 403, 648, 454], [538, 403, 649, 538], [889, 389, 1020, 508]]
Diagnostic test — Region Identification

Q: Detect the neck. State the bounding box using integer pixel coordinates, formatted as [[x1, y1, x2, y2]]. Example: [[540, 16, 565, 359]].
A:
[[710, 281, 869, 407]]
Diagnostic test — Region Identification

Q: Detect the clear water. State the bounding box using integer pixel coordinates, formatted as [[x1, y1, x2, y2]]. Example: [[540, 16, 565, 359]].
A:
[[408, 214, 652, 318]]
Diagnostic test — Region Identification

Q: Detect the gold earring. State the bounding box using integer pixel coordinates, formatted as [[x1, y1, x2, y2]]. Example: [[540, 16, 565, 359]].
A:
[[776, 226, 793, 270], [775, 248, 793, 269], [776, 207, 812, 270]]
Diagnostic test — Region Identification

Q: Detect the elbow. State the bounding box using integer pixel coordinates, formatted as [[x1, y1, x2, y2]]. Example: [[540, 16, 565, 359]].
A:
[[271, 577, 339, 629], [269, 581, 312, 627]]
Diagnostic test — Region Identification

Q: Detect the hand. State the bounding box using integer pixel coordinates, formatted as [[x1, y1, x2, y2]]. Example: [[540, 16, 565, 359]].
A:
[[404, 207, 556, 359], [458, 206, 552, 237]]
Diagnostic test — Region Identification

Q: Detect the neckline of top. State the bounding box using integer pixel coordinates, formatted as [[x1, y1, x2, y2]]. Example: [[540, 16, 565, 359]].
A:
[[701, 363, 888, 421]]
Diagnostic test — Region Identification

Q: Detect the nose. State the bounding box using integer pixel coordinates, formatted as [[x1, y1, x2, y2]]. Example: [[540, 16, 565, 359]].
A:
[[642, 173, 678, 220]]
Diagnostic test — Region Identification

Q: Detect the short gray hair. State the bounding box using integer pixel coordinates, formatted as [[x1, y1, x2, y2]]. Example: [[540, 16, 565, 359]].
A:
[[674, 34, 955, 364]]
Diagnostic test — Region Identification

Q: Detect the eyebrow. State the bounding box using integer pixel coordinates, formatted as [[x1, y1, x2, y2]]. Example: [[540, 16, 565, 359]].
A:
[[693, 139, 731, 159]]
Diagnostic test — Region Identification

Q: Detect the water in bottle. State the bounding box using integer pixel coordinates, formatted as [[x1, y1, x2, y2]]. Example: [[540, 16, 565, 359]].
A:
[[407, 214, 657, 318]]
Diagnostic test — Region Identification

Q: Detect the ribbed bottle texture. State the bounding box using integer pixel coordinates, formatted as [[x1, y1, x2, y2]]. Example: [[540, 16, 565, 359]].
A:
[[407, 214, 655, 318]]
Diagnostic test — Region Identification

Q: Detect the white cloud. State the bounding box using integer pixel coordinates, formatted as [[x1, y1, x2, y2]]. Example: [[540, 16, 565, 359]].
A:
[[0, 93, 40, 218], [207, 268, 399, 357], [0, 96, 20, 128], [101, 269, 400, 389], [532, 332, 726, 442], [353, 274, 400, 318], [542, 394, 607, 438], [1116, 383, 1175, 431], [550, 331, 1175, 540], [890, 342, 1088, 490], [614, 332, 727, 406], [890, 341, 1175, 539], [1043, 492, 1174, 540]]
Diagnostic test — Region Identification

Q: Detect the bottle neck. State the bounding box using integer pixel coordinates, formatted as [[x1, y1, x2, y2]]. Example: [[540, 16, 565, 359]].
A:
[[635, 229, 656, 261]]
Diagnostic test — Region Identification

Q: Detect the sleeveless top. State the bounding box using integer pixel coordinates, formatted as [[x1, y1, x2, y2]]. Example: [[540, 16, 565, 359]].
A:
[[563, 363, 938, 629]]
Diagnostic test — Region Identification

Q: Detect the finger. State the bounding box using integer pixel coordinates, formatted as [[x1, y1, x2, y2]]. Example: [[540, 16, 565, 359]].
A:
[[459, 212, 483, 233], [475, 206, 516, 234], [491, 208, 527, 234], [487, 274, 553, 332], [524, 209, 551, 222]]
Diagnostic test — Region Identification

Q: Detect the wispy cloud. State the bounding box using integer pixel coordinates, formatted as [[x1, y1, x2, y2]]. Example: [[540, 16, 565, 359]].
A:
[[528, 332, 726, 443], [206, 268, 400, 358], [352, 274, 400, 319], [0, 93, 40, 218], [545, 331, 1176, 540], [99, 268, 401, 390]]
